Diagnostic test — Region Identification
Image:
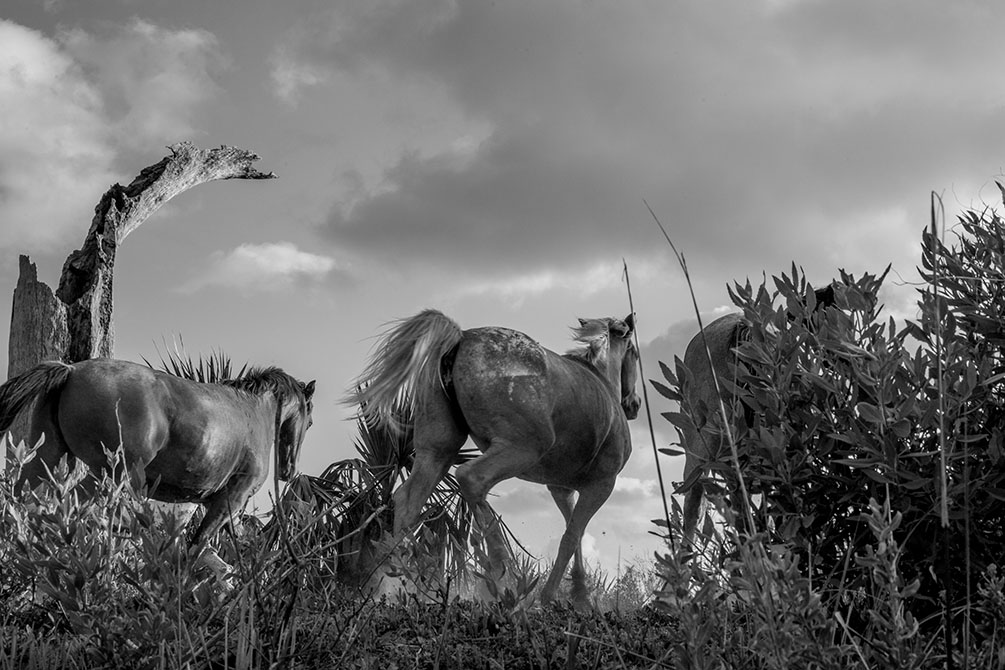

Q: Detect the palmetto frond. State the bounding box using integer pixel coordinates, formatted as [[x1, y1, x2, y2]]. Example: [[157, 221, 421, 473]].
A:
[[143, 338, 247, 383], [263, 403, 515, 587]]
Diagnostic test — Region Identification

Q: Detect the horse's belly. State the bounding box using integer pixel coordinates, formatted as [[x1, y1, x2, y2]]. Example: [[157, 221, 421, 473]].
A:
[[523, 446, 605, 488], [468, 433, 608, 489], [146, 480, 221, 503]]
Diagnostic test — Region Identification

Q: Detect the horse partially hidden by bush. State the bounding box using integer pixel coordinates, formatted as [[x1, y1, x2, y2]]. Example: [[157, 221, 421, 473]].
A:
[[0, 358, 315, 549], [678, 284, 839, 546], [348, 309, 640, 607]]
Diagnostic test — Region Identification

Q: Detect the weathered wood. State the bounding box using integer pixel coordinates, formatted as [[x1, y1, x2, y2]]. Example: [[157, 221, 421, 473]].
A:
[[6, 257, 69, 450], [5, 142, 275, 470], [55, 142, 276, 363]]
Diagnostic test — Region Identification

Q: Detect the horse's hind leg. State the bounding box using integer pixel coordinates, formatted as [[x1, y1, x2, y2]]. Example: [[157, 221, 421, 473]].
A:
[[682, 481, 704, 549], [680, 421, 714, 550], [454, 439, 544, 581], [14, 400, 75, 493], [392, 391, 468, 536]]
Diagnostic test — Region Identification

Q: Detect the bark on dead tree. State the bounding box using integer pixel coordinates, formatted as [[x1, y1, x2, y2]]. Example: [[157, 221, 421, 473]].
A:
[[5, 142, 275, 467]]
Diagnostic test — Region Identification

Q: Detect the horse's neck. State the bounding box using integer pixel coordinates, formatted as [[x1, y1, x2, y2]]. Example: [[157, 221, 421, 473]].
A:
[[248, 391, 283, 431], [601, 356, 624, 398]]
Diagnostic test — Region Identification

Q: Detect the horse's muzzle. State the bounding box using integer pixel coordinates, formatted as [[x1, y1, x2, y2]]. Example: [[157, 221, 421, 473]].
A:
[[623, 393, 641, 420]]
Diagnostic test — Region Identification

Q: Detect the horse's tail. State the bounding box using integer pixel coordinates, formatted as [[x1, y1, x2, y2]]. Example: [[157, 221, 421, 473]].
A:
[[0, 361, 73, 436], [347, 309, 463, 433]]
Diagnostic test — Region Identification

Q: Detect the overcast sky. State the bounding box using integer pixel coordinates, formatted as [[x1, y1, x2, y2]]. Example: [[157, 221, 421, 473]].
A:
[[2, 0, 1004, 573]]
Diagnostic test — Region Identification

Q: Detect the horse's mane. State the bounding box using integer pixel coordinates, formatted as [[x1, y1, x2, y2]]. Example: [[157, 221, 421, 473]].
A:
[[223, 366, 306, 402], [564, 318, 612, 368]]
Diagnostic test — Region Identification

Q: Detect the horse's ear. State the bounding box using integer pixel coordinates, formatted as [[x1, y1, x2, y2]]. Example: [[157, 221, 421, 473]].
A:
[[304, 380, 316, 399], [625, 313, 636, 332]]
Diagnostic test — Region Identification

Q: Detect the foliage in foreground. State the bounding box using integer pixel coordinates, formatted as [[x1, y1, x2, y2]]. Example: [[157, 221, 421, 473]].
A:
[[652, 201, 1005, 665], [0, 441, 668, 669], [10, 200, 1005, 668]]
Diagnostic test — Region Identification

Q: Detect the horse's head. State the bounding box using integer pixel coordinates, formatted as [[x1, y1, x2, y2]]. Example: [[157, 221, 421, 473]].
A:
[[570, 313, 641, 419], [278, 379, 315, 481], [610, 314, 641, 420]]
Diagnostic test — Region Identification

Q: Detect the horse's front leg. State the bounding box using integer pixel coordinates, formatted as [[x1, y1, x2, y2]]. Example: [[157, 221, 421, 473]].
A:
[[192, 472, 262, 546], [547, 485, 586, 603], [540, 475, 616, 609], [190, 472, 262, 582]]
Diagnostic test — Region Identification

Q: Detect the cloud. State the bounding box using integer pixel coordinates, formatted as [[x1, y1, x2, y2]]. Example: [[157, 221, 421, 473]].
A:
[[456, 260, 657, 307], [289, 0, 1005, 288], [0, 18, 224, 254], [60, 18, 224, 149], [179, 242, 340, 293], [0, 20, 116, 252], [269, 45, 327, 105]]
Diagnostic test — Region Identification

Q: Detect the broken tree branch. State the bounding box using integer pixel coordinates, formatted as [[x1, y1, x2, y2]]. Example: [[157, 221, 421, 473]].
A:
[[5, 142, 276, 458]]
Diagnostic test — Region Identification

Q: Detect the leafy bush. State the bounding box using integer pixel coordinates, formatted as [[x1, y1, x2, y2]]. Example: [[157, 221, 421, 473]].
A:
[[0, 441, 682, 668], [1, 436, 361, 669], [652, 201, 1005, 659], [1, 421, 674, 668]]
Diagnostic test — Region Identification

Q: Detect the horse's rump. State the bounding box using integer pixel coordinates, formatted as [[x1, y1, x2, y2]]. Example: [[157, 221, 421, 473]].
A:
[[450, 326, 629, 486]]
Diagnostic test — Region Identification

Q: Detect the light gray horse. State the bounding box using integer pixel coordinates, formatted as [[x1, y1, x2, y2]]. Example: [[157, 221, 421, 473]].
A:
[[349, 309, 640, 606]]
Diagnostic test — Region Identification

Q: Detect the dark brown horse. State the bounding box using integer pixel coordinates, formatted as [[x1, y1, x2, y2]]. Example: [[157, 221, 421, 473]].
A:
[[0, 359, 315, 547], [349, 309, 640, 607]]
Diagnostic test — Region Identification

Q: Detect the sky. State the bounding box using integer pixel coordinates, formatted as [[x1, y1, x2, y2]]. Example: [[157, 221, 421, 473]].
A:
[[2, 0, 1004, 576]]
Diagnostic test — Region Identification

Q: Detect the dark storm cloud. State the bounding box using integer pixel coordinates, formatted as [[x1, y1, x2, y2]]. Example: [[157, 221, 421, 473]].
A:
[[298, 0, 1005, 278], [327, 130, 646, 272]]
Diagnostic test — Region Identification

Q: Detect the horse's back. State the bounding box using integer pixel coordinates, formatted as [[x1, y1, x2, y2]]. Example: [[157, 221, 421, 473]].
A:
[[453, 326, 614, 420]]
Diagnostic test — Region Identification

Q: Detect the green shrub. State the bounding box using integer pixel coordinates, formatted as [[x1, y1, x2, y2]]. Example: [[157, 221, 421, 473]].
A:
[[653, 202, 1005, 661]]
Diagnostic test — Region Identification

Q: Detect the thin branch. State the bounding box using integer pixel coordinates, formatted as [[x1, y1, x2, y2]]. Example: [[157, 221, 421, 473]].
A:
[[622, 259, 673, 549], [644, 199, 755, 537]]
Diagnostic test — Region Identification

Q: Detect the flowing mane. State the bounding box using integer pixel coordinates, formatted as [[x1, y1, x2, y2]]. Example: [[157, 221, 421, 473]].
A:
[[564, 318, 613, 368], [223, 366, 306, 402]]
